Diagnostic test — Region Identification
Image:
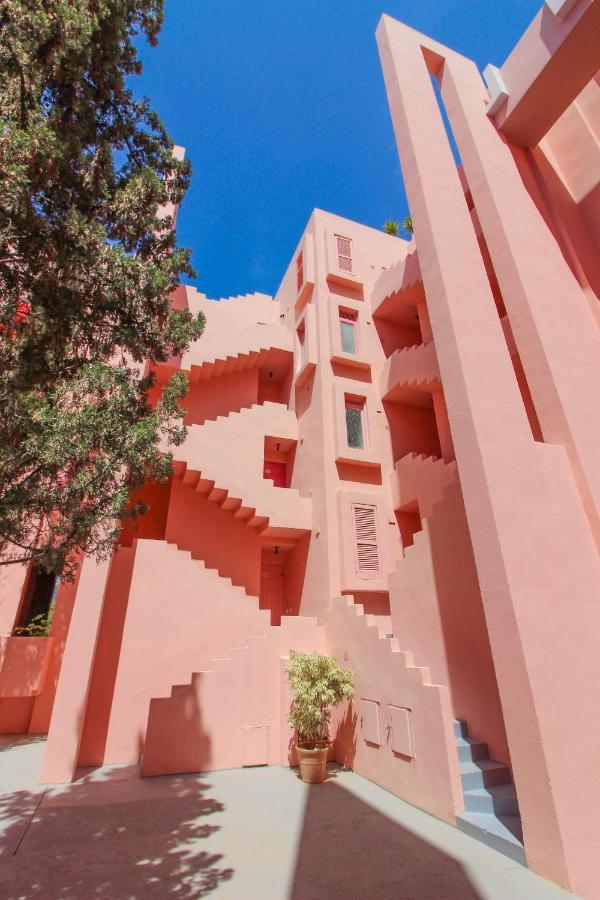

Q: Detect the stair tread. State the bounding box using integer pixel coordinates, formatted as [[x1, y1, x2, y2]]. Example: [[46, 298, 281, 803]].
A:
[[464, 783, 518, 801], [456, 737, 487, 748], [460, 759, 509, 774]]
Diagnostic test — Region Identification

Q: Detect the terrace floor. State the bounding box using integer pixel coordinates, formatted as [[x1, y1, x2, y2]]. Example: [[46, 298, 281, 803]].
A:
[[0, 735, 577, 899]]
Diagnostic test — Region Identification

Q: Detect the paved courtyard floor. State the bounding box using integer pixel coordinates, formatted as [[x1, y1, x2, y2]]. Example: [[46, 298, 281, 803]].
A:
[[0, 736, 577, 899]]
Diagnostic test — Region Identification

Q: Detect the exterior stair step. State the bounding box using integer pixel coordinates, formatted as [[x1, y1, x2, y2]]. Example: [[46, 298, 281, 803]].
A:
[[453, 718, 468, 738], [457, 812, 525, 865], [463, 783, 520, 817], [456, 736, 489, 763], [459, 759, 512, 790]]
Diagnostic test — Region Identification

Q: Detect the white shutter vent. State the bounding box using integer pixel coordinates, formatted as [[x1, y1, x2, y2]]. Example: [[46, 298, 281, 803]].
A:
[[335, 235, 353, 274], [352, 503, 380, 576]]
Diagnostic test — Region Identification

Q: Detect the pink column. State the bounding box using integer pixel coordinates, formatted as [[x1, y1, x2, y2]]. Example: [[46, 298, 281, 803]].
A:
[[39, 555, 111, 783], [439, 48, 600, 547], [377, 16, 600, 896]]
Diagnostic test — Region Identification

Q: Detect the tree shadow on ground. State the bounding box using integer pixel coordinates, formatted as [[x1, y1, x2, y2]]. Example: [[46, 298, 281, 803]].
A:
[[290, 779, 484, 900], [0, 765, 233, 898]]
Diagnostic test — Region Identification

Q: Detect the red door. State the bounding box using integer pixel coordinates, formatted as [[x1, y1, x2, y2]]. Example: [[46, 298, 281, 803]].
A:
[[263, 460, 286, 487], [260, 563, 284, 626]]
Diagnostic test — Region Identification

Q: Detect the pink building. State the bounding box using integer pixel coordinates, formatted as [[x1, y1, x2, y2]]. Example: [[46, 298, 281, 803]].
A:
[[1, 2, 599, 895]]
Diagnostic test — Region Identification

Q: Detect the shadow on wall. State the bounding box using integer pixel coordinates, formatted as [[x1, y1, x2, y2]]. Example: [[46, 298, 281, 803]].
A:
[[289, 778, 483, 900], [0, 761, 233, 898]]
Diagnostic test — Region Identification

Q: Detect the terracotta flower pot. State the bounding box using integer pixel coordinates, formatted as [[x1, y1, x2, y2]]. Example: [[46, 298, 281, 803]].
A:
[[296, 741, 329, 783]]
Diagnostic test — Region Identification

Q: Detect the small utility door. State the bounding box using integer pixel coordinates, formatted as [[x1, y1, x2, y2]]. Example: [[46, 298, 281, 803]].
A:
[[263, 460, 286, 488], [260, 563, 284, 626]]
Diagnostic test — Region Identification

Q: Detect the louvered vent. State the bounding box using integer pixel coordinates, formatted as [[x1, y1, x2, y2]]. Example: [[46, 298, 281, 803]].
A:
[[296, 251, 304, 292], [353, 504, 380, 576], [335, 235, 353, 274]]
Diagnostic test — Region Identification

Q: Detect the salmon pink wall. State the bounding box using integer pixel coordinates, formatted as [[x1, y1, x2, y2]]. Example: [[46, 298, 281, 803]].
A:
[[165, 478, 261, 596], [183, 368, 259, 425]]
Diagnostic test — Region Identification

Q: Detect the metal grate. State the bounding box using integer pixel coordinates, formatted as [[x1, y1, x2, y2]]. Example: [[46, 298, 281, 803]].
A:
[[335, 235, 353, 274]]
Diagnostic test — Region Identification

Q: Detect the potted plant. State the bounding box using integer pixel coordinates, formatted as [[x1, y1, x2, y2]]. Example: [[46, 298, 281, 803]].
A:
[[286, 650, 354, 784]]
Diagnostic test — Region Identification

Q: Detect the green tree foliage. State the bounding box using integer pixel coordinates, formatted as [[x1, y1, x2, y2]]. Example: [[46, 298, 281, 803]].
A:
[[0, 1, 205, 576], [402, 215, 413, 234], [383, 220, 399, 236], [286, 650, 354, 746]]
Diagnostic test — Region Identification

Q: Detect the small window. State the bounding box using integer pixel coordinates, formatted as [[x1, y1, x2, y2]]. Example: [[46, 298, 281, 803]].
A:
[[296, 320, 306, 371], [352, 504, 380, 576], [335, 235, 353, 274], [345, 396, 366, 449], [339, 309, 358, 354], [296, 251, 304, 293]]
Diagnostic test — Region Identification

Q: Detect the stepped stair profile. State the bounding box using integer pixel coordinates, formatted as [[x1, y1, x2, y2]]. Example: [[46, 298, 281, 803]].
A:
[[165, 402, 312, 535], [181, 290, 293, 375], [454, 718, 525, 864], [391, 452, 458, 519], [381, 340, 440, 403], [371, 249, 423, 317]]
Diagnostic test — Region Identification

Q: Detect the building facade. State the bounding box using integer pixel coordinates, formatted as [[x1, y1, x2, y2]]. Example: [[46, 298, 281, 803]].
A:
[[1, 2, 599, 895]]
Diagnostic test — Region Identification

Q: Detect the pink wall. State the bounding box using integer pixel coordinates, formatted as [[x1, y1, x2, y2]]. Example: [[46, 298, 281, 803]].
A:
[[183, 368, 259, 425], [165, 478, 262, 596]]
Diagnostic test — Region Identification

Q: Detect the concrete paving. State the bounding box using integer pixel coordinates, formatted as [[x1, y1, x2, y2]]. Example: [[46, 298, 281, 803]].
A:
[[0, 736, 578, 899]]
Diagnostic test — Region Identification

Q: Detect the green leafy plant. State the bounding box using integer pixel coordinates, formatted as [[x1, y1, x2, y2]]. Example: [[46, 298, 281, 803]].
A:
[[401, 215, 413, 234], [13, 609, 53, 637], [286, 650, 354, 748], [0, 1, 205, 578], [383, 220, 399, 236]]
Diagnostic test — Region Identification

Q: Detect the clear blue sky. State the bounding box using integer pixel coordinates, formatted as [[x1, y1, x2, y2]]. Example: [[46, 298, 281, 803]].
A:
[[136, 0, 540, 300]]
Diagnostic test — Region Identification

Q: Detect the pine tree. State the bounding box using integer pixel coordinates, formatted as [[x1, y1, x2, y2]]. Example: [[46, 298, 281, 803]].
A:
[[0, 1, 205, 576]]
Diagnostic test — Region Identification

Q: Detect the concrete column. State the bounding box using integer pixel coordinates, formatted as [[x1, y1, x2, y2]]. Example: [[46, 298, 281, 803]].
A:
[[377, 16, 600, 897], [40, 555, 111, 783], [439, 48, 600, 546]]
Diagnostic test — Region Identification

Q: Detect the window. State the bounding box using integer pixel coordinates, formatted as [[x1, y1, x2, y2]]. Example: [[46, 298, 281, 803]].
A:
[[339, 309, 358, 354], [296, 251, 304, 293], [352, 503, 380, 576], [16, 566, 59, 632], [296, 320, 306, 371], [335, 235, 353, 274], [345, 396, 366, 449]]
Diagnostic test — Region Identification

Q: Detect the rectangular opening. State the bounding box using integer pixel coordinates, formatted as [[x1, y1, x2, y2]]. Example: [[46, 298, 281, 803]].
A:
[[335, 234, 353, 274], [339, 308, 358, 354], [352, 503, 380, 576], [296, 251, 304, 293], [345, 395, 366, 449]]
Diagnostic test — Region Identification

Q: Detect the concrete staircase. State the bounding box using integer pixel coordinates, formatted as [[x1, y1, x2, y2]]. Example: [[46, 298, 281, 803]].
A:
[[181, 291, 293, 376], [391, 452, 458, 519], [166, 402, 312, 535], [381, 341, 440, 403], [371, 249, 423, 316], [454, 718, 525, 864]]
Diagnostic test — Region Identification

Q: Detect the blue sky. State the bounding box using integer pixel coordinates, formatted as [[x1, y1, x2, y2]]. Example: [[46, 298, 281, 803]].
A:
[[136, 0, 540, 299]]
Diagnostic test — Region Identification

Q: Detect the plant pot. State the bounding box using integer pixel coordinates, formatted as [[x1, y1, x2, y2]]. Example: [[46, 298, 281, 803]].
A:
[[296, 741, 329, 784]]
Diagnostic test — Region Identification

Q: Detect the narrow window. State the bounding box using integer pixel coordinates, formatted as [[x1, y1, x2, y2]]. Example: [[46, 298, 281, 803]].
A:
[[352, 503, 380, 575], [335, 235, 353, 274], [296, 251, 304, 293], [296, 320, 306, 371], [339, 308, 358, 354], [15, 566, 59, 633], [345, 396, 366, 449]]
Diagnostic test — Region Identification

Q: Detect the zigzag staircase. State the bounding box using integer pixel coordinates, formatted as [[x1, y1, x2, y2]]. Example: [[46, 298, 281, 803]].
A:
[[166, 402, 312, 535], [453, 718, 525, 864], [381, 341, 440, 404], [181, 290, 293, 379], [371, 249, 423, 318]]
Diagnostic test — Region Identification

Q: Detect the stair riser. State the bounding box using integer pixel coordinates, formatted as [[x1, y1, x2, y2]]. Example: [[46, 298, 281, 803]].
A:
[[456, 817, 526, 865], [461, 768, 511, 791], [457, 741, 488, 763], [453, 720, 468, 738], [464, 794, 520, 817]]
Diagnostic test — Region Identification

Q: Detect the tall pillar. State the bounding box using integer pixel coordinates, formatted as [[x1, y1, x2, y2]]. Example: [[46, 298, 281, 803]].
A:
[[439, 48, 600, 546], [377, 16, 600, 897], [40, 555, 111, 783]]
